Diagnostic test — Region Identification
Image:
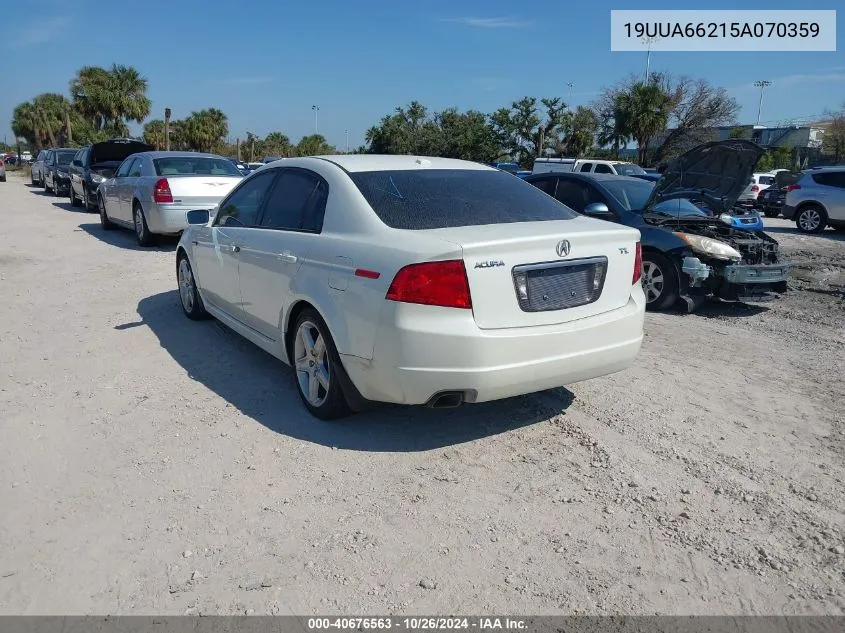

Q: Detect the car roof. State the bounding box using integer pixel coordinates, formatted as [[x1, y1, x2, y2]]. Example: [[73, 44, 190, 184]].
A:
[[805, 165, 845, 172], [310, 154, 494, 173], [131, 151, 227, 160]]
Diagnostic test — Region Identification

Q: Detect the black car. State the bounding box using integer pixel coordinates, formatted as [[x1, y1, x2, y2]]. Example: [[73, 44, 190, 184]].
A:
[[524, 140, 790, 312], [68, 138, 153, 211], [43, 148, 78, 196], [756, 171, 798, 218]]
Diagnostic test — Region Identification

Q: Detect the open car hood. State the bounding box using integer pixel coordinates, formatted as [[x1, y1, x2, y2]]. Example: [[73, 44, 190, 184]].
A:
[[90, 138, 153, 165], [643, 139, 764, 214]]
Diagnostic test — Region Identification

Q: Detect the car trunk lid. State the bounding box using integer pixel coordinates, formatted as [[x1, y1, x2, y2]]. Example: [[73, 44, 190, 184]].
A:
[[423, 216, 640, 329], [162, 176, 242, 207]]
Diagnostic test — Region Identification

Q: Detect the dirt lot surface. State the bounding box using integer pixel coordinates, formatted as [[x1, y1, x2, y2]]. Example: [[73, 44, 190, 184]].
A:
[[1, 173, 843, 616]]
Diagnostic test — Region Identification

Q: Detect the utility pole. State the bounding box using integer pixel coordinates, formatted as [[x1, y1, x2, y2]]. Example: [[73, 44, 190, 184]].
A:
[[164, 107, 171, 151], [566, 83, 574, 111], [236, 137, 241, 162], [312, 105, 320, 135], [345, 129, 349, 154], [754, 80, 772, 126], [642, 37, 659, 82]]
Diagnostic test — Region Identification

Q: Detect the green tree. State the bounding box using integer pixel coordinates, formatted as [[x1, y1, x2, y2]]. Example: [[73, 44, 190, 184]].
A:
[[263, 132, 295, 157], [295, 134, 335, 156], [562, 106, 599, 156], [143, 120, 166, 149], [366, 101, 442, 155], [822, 104, 845, 163], [613, 82, 673, 165], [435, 109, 499, 162], [11, 102, 42, 151], [181, 108, 229, 153], [69, 64, 151, 135], [490, 97, 570, 167]]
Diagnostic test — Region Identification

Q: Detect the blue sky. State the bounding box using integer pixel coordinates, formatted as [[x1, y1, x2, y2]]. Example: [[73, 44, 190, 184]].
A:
[[2, 0, 842, 150]]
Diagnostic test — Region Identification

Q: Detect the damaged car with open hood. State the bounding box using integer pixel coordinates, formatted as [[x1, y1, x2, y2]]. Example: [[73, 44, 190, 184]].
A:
[[638, 139, 790, 312]]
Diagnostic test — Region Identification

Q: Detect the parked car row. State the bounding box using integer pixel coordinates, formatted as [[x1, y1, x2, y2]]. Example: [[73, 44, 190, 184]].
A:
[[21, 138, 803, 421], [524, 140, 791, 312], [753, 166, 845, 234]]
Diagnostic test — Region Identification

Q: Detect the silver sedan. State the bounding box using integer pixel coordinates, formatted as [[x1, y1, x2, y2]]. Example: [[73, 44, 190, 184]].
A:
[[97, 151, 243, 246]]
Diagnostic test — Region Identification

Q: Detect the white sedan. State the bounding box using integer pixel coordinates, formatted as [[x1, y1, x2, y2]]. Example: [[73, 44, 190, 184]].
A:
[[176, 155, 646, 419]]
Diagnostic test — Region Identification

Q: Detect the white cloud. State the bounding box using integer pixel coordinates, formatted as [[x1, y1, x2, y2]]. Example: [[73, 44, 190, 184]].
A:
[[441, 16, 532, 29], [15, 17, 71, 45]]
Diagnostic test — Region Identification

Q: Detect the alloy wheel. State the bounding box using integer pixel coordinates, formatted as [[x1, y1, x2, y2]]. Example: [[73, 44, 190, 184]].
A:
[[798, 209, 821, 232], [134, 207, 144, 239], [178, 259, 195, 313], [642, 260, 665, 304], [294, 321, 330, 407]]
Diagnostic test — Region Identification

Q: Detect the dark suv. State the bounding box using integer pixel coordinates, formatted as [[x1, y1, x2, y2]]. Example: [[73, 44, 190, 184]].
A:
[[68, 138, 153, 211]]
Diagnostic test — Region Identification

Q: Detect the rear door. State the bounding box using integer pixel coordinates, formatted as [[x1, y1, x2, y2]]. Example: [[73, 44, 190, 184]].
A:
[[116, 158, 140, 221], [238, 168, 326, 339]]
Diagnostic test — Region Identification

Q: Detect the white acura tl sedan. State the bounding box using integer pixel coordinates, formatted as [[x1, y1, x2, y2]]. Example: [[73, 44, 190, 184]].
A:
[[176, 155, 646, 419]]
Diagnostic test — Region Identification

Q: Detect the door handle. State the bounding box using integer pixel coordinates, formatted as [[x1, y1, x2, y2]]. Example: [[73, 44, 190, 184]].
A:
[[278, 252, 297, 263], [191, 240, 198, 245], [232, 245, 241, 253]]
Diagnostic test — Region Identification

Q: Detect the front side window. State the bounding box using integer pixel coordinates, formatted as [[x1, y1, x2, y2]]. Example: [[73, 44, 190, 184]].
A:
[[55, 151, 76, 166], [214, 171, 277, 228], [350, 169, 578, 230], [128, 159, 143, 177], [594, 163, 613, 174], [259, 169, 327, 232]]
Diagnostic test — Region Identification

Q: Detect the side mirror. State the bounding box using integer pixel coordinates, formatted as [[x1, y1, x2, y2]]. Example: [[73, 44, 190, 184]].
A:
[[583, 202, 613, 218], [186, 210, 210, 225]]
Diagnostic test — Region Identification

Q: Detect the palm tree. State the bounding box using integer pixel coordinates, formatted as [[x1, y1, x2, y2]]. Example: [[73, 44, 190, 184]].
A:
[[12, 102, 42, 151], [181, 109, 229, 153], [615, 82, 672, 165], [70, 64, 151, 135], [143, 120, 166, 149]]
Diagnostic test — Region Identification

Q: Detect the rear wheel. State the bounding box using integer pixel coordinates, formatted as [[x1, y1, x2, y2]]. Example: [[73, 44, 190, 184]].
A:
[[795, 204, 826, 234], [45, 179, 53, 193], [133, 203, 154, 246], [69, 186, 81, 207], [98, 195, 115, 230], [292, 309, 351, 420], [82, 186, 94, 211], [642, 252, 679, 311]]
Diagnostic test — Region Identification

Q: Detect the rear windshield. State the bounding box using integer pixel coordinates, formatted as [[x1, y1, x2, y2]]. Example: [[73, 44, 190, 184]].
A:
[[350, 169, 578, 230], [757, 175, 775, 186], [153, 156, 242, 177], [55, 151, 76, 165], [614, 163, 646, 176]]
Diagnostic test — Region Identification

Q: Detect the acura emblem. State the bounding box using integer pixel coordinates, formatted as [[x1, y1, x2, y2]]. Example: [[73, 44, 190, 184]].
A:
[[555, 240, 571, 257]]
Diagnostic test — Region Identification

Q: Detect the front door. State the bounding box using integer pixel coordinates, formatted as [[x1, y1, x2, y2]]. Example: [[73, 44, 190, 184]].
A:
[[193, 170, 278, 320], [118, 158, 142, 221], [237, 168, 327, 340]]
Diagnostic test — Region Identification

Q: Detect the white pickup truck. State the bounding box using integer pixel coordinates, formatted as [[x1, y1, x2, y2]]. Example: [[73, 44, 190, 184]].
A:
[[532, 157, 646, 176]]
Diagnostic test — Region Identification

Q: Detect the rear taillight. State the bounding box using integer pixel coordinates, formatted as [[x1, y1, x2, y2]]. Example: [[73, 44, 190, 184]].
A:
[[632, 242, 643, 285], [751, 184, 759, 192], [786, 184, 801, 192], [386, 260, 472, 309], [153, 178, 173, 203]]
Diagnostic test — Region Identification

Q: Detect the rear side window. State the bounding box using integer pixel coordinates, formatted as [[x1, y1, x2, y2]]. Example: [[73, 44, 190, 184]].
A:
[[594, 163, 613, 174], [758, 176, 775, 186], [259, 169, 327, 232], [154, 156, 242, 177], [579, 163, 593, 172], [349, 169, 578, 230], [811, 172, 845, 188]]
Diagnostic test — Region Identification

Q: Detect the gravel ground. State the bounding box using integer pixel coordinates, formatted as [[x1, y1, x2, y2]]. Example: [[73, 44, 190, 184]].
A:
[[1, 173, 843, 616]]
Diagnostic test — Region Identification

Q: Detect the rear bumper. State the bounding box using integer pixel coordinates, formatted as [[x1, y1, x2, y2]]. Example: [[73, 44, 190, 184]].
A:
[[145, 203, 210, 235], [341, 290, 645, 406]]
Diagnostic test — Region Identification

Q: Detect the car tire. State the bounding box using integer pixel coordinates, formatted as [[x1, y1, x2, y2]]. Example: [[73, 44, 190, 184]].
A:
[[98, 195, 115, 231], [45, 180, 53, 194], [82, 186, 95, 212], [641, 252, 679, 311], [69, 186, 81, 207], [176, 253, 209, 321], [133, 203, 154, 246], [291, 309, 352, 420], [795, 205, 827, 234]]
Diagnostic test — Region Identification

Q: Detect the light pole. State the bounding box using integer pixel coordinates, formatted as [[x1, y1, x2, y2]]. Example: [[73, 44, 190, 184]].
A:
[[566, 82, 573, 111], [754, 80, 772, 126], [345, 129, 349, 154], [312, 105, 320, 135], [642, 37, 659, 81]]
